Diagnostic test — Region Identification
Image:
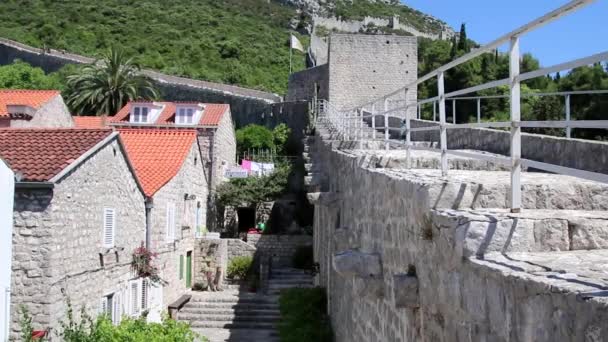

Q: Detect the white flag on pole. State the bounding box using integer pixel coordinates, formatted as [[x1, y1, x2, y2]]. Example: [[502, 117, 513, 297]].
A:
[[290, 35, 304, 52]]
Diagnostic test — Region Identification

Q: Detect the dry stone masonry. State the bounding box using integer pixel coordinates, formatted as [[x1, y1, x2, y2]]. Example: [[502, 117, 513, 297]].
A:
[[309, 119, 608, 342]]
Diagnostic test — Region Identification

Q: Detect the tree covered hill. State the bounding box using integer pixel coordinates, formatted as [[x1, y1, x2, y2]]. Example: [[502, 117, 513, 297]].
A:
[[0, 0, 453, 94]]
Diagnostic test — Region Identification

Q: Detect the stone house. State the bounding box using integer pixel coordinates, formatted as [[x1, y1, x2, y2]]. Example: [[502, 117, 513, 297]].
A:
[[117, 128, 209, 322], [110, 101, 237, 192], [0, 128, 146, 339], [0, 90, 74, 128]]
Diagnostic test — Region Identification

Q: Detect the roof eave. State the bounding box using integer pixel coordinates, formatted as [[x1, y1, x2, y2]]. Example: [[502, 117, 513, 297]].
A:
[[15, 181, 54, 189]]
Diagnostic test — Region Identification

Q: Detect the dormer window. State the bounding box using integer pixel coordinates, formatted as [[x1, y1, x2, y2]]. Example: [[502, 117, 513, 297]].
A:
[[132, 106, 149, 123], [176, 107, 195, 125]]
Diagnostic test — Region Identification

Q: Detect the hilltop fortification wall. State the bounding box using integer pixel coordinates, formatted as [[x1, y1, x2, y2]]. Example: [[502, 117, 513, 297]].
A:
[[0, 38, 279, 123]]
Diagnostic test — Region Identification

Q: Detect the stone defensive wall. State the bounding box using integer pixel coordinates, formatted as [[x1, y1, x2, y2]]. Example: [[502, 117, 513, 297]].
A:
[[409, 119, 608, 174], [309, 121, 608, 341], [0, 37, 280, 121], [313, 16, 454, 40]]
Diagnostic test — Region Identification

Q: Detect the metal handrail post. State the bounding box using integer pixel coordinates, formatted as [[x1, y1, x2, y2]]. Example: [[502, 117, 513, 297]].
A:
[[405, 88, 411, 168], [452, 99, 456, 124], [438, 72, 448, 176], [477, 98, 481, 123], [371, 103, 376, 140], [509, 36, 522, 213], [384, 98, 389, 150], [565, 94, 571, 138]]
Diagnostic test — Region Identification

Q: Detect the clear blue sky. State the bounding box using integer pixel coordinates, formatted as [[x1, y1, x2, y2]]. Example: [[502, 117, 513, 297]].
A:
[[403, 0, 607, 67]]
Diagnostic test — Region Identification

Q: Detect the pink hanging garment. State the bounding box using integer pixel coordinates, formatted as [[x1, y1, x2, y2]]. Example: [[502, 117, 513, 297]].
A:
[[242, 159, 252, 171]]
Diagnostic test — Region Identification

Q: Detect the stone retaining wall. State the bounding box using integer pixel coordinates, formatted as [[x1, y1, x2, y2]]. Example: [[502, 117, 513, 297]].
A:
[[311, 127, 608, 342]]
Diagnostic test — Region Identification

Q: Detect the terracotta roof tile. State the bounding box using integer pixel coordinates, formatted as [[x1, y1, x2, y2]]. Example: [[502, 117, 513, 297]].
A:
[[72, 116, 108, 128], [111, 101, 229, 126], [118, 128, 197, 197], [0, 128, 113, 181], [0, 89, 60, 117]]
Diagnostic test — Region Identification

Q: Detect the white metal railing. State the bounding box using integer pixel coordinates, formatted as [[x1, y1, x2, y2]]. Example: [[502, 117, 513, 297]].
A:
[[317, 0, 608, 213]]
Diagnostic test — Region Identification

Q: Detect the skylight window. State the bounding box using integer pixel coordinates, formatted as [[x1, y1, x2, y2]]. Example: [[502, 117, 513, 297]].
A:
[[132, 106, 149, 123], [176, 107, 195, 125]]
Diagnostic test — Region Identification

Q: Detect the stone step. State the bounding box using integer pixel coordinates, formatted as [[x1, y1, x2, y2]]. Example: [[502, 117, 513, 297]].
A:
[[268, 278, 313, 285], [272, 268, 310, 274], [189, 296, 278, 305], [180, 307, 280, 316], [184, 302, 279, 310], [187, 321, 278, 330], [192, 328, 280, 342], [179, 313, 281, 323]]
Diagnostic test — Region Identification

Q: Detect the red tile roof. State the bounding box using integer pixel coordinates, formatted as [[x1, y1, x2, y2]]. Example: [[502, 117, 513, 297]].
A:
[[72, 116, 108, 128], [111, 101, 229, 126], [118, 128, 197, 197], [0, 128, 113, 181], [0, 90, 60, 117]]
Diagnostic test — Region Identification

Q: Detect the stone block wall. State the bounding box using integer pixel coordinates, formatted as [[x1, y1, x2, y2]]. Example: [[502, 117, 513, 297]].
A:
[[286, 64, 329, 103], [9, 95, 74, 128], [328, 34, 417, 115], [147, 142, 208, 320], [410, 119, 608, 173], [247, 234, 313, 266], [311, 128, 608, 342], [10, 138, 146, 338]]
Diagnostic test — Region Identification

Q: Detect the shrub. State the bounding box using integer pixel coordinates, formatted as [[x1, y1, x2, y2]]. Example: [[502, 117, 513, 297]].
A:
[[292, 245, 314, 270], [227, 256, 253, 280], [279, 288, 333, 342]]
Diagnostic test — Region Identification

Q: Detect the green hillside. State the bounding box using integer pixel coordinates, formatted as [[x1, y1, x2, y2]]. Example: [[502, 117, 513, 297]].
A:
[[0, 0, 310, 94]]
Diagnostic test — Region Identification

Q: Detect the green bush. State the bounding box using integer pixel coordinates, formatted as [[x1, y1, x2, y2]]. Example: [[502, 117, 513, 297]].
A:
[[227, 256, 253, 280], [236, 124, 275, 154], [292, 245, 314, 270], [279, 288, 333, 342]]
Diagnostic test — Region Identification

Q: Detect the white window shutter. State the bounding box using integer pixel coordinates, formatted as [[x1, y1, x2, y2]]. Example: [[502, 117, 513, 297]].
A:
[[103, 209, 115, 247], [100, 297, 108, 315], [130, 281, 139, 316], [166, 203, 175, 242], [141, 279, 148, 310], [113, 293, 121, 325]]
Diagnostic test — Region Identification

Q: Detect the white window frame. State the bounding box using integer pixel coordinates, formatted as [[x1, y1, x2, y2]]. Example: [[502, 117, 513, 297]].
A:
[[176, 107, 195, 125], [128, 278, 149, 317], [132, 106, 149, 123], [100, 292, 121, 325], [166, 202, 176, 242], [103, 208, 116, 248]]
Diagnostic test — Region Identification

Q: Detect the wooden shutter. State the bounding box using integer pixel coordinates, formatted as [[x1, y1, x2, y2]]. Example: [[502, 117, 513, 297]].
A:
[[166, 203, 175, 242], [100, 297, 108, 315], [103, 209, 115, 247], [113, 293, 121, 325], [141, 279, 148, 310], [130, 281, 139, 315]]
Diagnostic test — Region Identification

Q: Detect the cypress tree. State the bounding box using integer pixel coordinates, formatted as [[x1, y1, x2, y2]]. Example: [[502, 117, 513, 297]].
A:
[[457, 23, 469, 52], [450, 36, 458, 59], [555, 72, 561, 81]]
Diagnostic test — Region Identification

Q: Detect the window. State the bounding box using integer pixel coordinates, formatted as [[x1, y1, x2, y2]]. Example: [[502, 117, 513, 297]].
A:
[[100, 293, 121, 325], [132, 106, 149, 123], [129, 278, 149, 316], [166, 202, 176, 242], [176, 107, 195, 124], [103, 208, 115, 248]]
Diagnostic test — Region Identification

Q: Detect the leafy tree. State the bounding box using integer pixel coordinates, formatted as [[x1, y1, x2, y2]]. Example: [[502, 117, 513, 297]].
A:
[[0, 60, 63, 90], [236, 124, 275, 154], [65, 47, 158, 115], [272, 123, 291, 154]]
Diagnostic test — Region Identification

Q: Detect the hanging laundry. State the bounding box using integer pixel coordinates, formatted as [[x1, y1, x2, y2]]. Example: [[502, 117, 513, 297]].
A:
[[242, 159, 252, 171]]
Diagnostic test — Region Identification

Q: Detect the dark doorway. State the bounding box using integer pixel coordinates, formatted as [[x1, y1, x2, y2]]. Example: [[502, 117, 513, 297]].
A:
[[237, 207, 256, 232]]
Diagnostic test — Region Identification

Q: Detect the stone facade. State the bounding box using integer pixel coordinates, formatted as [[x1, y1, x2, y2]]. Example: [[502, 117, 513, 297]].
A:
[[10, 138, 145, 339], [328, 34, 417, 114], [146, 142, 208, 321], [9, 95, 74, 128], [287, 64, 329, 103], [211, 110, 237, 191], [311, 125, 608, 342]]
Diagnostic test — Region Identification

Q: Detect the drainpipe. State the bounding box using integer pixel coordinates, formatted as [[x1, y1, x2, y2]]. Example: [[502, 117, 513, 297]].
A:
[[145, 198, 154, 249]]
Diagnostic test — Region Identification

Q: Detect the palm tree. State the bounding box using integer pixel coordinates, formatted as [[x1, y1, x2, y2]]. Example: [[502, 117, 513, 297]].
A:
[[66, 47, 158, 116]]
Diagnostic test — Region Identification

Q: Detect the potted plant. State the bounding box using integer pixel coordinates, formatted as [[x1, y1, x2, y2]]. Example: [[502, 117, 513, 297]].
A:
[[131, 242, 166, 286]]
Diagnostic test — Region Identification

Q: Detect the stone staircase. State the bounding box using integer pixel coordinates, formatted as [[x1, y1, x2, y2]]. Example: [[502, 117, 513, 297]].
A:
[[177, 268, 314, 342], [267, 267, 315, 295]]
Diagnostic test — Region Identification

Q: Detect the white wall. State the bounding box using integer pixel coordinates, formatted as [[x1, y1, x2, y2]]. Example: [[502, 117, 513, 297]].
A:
[[0, 159, 14, 342]]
